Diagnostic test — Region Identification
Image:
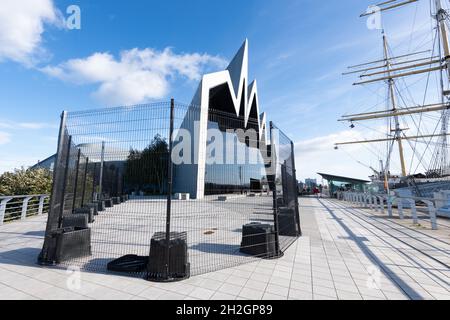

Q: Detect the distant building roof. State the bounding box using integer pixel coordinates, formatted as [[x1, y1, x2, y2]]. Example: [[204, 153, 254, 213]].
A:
[[317, 173, 370, 184], [30, 154, 56, 171]]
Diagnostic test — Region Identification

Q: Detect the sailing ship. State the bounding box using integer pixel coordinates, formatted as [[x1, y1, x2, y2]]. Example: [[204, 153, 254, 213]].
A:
[[336, 0, 450, 198]]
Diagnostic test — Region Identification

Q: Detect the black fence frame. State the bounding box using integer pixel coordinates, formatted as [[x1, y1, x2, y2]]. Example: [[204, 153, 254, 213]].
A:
[[38, 100, 300, 281]]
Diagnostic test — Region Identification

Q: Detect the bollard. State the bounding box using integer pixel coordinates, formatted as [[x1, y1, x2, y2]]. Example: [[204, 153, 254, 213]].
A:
[[38, 195, 48, 215], [372, 196, 378, 212], [398, 200, 404, 219], [377, 196, 385, 214], [387, 197, 393, 218], [21, 196, 33, 220], [366, 195, 372, 209], [422, 200, 438, 230], [0, 198, 13, 226], [405, 199, 418, 224]]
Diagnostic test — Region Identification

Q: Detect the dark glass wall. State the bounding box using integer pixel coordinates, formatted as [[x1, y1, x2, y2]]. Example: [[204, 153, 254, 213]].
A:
[[204, 113, 268, 195]]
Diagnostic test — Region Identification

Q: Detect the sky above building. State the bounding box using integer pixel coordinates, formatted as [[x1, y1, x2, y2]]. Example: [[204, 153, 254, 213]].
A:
[[0, 0, 442, 182]]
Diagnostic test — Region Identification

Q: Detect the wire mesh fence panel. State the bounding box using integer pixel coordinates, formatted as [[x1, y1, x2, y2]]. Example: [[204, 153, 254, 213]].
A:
[[58, 103, 172, 276], [271, 122, 301, 252], [39, 101, 300, 280], [170, 106, 279, 276]]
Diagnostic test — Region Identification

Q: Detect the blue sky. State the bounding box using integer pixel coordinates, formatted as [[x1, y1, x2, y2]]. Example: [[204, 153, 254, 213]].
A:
[[0, 0, 441, 181]]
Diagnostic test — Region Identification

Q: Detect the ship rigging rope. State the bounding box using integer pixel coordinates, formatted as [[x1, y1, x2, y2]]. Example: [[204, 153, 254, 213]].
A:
[[427, 3, 450, 177], [407, 28, 438, 173], [413, 114, 443, 174], [384, 39, 434, 173], [394, 82, 433, 171], [407, 0, 419, 53]]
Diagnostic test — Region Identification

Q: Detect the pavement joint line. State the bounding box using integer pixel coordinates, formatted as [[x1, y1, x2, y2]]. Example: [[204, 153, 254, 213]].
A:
[[326, 199, 449, 299], [314, 208, 344, 299], [1, 197, 449, 300], [332, 200, 450, 278], [312, 205, 366, 300], [319, 199, 418, 299], [332, 204, 443, 295], [0, 250, 151, 300]]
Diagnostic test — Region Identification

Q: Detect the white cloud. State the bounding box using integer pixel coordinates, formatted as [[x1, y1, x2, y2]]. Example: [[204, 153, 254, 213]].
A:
[[41, 48, 227, 105], [0, 0, 61, 66], [0, 120, 56, 130], [0, 132, 11, 145], [294, 130, 377, 181], [19, 122, 53, 129]]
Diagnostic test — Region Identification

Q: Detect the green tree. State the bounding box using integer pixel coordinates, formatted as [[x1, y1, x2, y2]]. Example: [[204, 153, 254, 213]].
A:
[[0, 168, 53, 196], [124, 134, 169, 194]]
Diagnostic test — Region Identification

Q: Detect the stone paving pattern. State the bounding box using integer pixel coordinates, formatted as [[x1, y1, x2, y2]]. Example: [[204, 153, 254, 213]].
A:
[[0, 197, 448, 300]]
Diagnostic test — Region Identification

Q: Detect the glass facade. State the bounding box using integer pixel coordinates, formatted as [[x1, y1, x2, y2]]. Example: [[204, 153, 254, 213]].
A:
[[204, 115, 269, 195]]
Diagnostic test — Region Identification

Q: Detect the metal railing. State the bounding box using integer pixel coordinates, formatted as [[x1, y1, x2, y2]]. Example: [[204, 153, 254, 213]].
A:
[[0, 194, 50, 225], [339, 191, 440, 230]]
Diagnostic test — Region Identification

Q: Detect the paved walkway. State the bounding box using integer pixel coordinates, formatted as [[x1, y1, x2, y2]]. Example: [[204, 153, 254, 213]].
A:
[[0, 197, 448, 300]]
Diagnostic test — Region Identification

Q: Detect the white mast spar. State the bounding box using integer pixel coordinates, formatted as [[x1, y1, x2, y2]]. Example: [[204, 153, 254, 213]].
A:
[[432, 0, 450, 175], [383, 33, 408, 177]]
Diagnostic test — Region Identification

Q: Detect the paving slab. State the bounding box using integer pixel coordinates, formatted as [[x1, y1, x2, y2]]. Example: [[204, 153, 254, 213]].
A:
[[0, 197, 449, 299]]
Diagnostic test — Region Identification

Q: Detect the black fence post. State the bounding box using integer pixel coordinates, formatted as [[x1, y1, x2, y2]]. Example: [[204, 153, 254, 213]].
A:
[[165, 99, 175, 279], [115, 167, 120, 197], [281, 161, 288, 205], [98, 141, 105, 200], [92, 162, 97, 202], [38, 111, 68, 264], [164, 98, 175, 279], [269, 121, 281, 257], [72, 149, 81, 211], [290, 141, 302, 236], [81, 157, 89, 207], [58, 135, 72, 229]]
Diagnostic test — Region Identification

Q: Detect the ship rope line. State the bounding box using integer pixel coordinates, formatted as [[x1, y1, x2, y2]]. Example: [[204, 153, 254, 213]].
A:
[[338, 117, 392, 164], [346, 72, 439, 176], [337, 0, 450, 186], [406, 29, 437, 173], [342, 51, 435, 118], [393, 76, 434, 172], [428, 4, 450, 177], [337, 119, 391, 168], [338, 147, 385, 175], [413, 113, 444, 175]]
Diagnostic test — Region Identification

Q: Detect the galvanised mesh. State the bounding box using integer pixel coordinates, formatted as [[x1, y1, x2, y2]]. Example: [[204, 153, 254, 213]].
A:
[[271, 122, 302, 252], [39, 101, 300, 280]]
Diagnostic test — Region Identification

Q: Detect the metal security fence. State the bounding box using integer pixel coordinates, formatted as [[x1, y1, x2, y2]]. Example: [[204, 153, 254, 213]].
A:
[[271, 122, 301, 251], [39, 100, 300, 281]]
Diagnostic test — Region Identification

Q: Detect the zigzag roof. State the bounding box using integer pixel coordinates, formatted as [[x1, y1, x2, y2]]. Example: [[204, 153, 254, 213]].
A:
[[191, 39, 267, 140]]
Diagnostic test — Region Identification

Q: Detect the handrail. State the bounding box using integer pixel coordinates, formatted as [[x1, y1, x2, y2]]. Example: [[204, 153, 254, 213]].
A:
[[338, 191, 440, 230], [0, 194, 49, 200], [0, 194, 50, 225]]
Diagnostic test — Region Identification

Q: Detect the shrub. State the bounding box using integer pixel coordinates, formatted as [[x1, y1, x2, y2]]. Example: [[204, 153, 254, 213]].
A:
[[0, 168, 53, 196]]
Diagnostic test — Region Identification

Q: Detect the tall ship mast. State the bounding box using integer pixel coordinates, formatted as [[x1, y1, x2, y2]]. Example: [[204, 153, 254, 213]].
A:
[[336, 0, 450, 197]]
